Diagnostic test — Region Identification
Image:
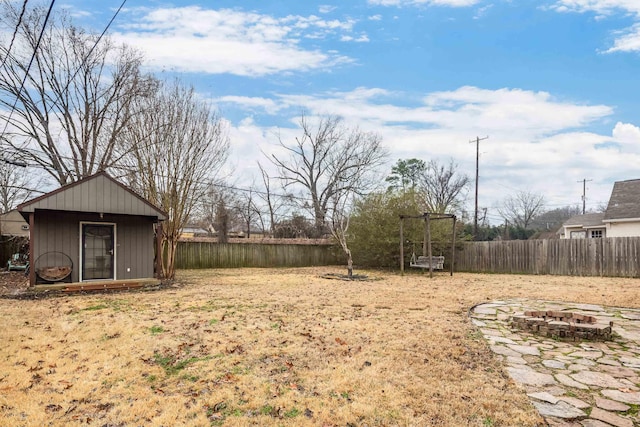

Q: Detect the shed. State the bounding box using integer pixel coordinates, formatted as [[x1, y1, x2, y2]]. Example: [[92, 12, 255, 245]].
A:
[[18, 172, 166, 287]]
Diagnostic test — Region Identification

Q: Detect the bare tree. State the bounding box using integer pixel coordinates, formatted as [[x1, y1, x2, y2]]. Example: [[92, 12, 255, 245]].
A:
[[122, 79, 229, 279], [269, 113, 387, 236], [236, 187, 261, 238], [328, 193, 354, 277], [256, 162, 292, 237], [215, 198, 230, 244], [0, 4, 153, 185], [498, 190, 546, 229], [0, 161, 40, 212], [419, 159, 470, 214]]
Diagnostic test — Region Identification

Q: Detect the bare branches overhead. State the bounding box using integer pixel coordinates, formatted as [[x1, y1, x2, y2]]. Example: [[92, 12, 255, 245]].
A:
[[419, 159, 470, 215], [0, 4, 154, 184], [269, 113, 387, 235], [122, 79, 230, 278]]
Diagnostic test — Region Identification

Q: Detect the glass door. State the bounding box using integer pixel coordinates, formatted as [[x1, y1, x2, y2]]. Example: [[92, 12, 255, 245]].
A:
[[82, 224, 114, 280]]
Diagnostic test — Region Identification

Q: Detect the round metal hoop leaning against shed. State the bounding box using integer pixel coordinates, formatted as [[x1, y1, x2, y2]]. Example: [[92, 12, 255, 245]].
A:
[[510, 310, 613, 341]]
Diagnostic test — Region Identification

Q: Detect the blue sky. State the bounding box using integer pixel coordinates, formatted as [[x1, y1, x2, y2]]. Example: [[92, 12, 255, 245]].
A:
[[61, 0, 640, 223]]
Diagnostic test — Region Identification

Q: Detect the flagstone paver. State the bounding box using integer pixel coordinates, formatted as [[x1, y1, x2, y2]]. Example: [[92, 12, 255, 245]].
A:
[[589, 408, 634, 427], [594, 397, 630, 412], [470, 299, 640, 426]]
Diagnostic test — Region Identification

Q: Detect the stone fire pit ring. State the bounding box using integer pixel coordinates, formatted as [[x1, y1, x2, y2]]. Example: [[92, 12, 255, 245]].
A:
[[510, 310, 613, 341]]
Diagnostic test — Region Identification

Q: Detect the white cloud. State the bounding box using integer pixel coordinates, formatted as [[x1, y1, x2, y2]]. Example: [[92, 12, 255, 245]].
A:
[[473, 4, 493, 20], [550, 1, 640, 53], [606, 23, 640, 52], [550, 0, 640, 16], [216, 96, 284, 115], [368, 0, 480, 7], [612, 121, 640, 144], [368, 14, 383, 20], [113, 6, 358, 76], [318, 5, 337, 14], [220, 86, 628, 211], [341, 34, 370, 42]]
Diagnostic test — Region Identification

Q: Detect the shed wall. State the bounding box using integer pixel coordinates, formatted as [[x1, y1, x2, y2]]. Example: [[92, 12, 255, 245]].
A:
[[32, 210, 156, 282], [23, 174, 162, 218]]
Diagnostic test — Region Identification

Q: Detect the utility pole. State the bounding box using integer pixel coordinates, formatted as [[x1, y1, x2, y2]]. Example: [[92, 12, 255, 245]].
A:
[[578, 178, 592, 214], [470, 136, 489, 239]]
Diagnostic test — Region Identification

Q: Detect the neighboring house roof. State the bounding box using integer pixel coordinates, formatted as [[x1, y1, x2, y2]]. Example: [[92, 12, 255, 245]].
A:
[[182, 226, 209, 234], [563, 213, 605, 228], [17, 171, 167, 220], [0, 209, 29, 237], [604, 179, 640, 221]]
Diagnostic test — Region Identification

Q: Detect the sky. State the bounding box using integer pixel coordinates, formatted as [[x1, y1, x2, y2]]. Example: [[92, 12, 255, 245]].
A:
[[57, 0, 640, 224]]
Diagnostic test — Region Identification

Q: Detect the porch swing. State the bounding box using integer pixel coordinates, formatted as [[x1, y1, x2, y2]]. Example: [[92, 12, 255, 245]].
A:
[[409, 242, 445, 270], [399, 212, 457, 277]]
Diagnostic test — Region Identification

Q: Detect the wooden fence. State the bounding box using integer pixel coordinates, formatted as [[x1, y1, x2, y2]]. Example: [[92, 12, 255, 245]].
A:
[[175, 241, 341, 269], [456, 237, 640, 277]]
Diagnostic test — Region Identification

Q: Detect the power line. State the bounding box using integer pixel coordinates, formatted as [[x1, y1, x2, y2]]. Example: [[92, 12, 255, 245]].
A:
[[0, 1, 128, 165], [43, 0, 127, 116], [0, 0, 56, 140], [0, 0, 30, 70]]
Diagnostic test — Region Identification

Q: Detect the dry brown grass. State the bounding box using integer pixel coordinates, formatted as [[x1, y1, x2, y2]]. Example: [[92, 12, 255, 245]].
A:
[[2, 268, 640, 426]]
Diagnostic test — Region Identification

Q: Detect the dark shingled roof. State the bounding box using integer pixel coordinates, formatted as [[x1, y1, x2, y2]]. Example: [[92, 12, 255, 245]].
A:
[[604, 179, 640, 221], [563, 213, 605, 227]]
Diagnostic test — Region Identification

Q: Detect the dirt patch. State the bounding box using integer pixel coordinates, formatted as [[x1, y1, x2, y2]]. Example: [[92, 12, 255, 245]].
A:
[[0, 271, 29, 296]]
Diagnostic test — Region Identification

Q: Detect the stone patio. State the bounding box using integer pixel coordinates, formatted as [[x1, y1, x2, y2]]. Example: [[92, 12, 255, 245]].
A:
[[470, 300, 640, 427]]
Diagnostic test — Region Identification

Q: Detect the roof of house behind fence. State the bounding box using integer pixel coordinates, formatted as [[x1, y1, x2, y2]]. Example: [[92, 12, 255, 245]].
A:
[[604, 179, 640, 221]]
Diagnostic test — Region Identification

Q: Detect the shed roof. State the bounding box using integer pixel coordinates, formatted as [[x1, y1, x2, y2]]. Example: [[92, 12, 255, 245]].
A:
[[18, 172, 166, 220], [604, 179, 640, 221], [563, 213, 605, 227]]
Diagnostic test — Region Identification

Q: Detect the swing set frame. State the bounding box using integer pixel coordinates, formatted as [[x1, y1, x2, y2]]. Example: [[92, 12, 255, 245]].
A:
[[399, 213, 457, 278]]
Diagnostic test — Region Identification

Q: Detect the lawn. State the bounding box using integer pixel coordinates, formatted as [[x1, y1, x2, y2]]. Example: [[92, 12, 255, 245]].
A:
[[2, 267, 640, 426]]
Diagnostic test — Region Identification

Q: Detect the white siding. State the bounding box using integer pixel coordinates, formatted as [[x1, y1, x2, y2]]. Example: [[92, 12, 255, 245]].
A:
[[606, 221, 640, 237]]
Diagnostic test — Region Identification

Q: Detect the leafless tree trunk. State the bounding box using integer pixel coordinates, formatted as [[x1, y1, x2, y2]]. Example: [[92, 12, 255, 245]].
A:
[[198, 182, 242, 241], [215, 199, 230, 244], [237, 188, 261, 238], [329, 194, 354, 277], [0, 5, 153, 185], [269, 113, 387, 237], [419, 159, 470, 214], [122, 79, 229, 279], [498, 190, 546, 229], [256, 162, 292, 237]]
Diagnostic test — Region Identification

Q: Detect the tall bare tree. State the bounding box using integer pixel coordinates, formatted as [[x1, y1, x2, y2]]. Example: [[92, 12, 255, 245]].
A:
[[236, 187, 261, 238], [122, 80, 229, 279], [269, 113, 387, 236], [498, 190, 545, 229], [0, 4, 153, 184], [419, 159, 470, 214], [256, 162, 292, 237]]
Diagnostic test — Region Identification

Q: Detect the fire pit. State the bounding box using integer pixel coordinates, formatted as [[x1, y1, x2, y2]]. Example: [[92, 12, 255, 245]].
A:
[[510, 310, 613, 341]]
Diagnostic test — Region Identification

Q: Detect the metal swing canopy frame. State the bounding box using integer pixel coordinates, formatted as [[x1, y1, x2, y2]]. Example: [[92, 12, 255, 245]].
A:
[[399, 213, 457, 278]]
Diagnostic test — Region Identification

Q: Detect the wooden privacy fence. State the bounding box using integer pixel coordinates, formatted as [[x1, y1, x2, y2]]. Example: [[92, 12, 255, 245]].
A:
[[456, 237, 640, 277], [175, 241, 341, 269]]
